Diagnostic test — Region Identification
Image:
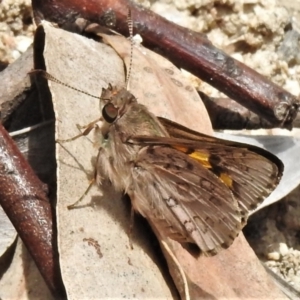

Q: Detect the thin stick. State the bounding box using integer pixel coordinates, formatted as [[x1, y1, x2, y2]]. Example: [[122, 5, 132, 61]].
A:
[[161, 240, 190, 300], [9, 120, 53, 137]]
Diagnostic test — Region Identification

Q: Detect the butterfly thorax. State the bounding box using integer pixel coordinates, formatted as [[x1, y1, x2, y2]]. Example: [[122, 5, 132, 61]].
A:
[[101, 85, 169, 137]]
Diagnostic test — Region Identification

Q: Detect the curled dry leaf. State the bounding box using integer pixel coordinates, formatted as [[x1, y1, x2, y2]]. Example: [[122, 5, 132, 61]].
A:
[[39, 21, 285, 299]]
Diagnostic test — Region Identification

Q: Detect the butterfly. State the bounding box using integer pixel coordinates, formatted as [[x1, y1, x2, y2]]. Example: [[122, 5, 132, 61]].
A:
[[94, 84, 283, 256]]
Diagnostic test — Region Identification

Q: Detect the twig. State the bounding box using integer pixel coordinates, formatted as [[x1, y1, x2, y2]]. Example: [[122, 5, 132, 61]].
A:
[[0, 123, 65, 298], [31, 0, 300, 128]]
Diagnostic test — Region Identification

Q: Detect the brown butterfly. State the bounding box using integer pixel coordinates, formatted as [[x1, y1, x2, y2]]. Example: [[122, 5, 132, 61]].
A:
[[34, 18, 283, 255], [36, 65, 283, 256], [94, 84, 283, 256]]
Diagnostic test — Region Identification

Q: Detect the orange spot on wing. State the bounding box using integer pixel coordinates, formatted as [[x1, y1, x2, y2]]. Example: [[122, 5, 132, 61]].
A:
[[189, 152, 212, 169], [173, 145, 233, 188], [219, 173, 233, 188], [173, 146, 212, 169]]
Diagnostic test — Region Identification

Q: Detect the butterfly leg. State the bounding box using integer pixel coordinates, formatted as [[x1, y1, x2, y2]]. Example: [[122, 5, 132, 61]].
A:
[[57, 118, 102, 143], [67, 178, 95, 209], [67, 145, 107, 209]]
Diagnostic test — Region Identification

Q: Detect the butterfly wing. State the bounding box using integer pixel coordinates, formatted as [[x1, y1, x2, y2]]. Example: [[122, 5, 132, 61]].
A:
[[157, 117, 284, 221], [123, 117, 282, 255], [128, 145, 242, 256]]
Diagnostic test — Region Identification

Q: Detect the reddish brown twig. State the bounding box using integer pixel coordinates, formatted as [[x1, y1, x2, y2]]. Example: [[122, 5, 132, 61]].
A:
[[199, 92, 273, 130], [0, 123, 65, 298], [31, 0, 299, 129], [200, 92, 300, 130]]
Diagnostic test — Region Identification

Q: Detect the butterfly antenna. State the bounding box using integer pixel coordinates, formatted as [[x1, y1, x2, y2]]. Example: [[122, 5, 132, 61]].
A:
[[125, 9, 133, 90], [30, 69, 100, 100]]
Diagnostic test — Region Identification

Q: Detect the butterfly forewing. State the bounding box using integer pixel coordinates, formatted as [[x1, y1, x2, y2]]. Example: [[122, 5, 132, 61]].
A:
[[128, 135, 282, 221], [142, 117, 283, 216], [207, 150, 280, 219]]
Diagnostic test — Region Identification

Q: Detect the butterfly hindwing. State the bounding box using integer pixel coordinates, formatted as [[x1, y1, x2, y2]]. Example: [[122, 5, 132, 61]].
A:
[[127, 144, 242, 255]]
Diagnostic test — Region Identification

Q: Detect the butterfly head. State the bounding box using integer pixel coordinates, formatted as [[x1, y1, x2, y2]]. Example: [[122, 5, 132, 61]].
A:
[[100, 84, 137, 124]]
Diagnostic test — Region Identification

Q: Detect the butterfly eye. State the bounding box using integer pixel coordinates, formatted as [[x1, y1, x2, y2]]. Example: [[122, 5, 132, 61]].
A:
[[102, 103, 119, 123]]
